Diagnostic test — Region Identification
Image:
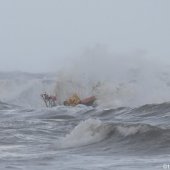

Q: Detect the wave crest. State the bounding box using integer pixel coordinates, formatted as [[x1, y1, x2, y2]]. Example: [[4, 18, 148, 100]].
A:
[[58, 119, 112, 148], [57, 119, 169, 149]]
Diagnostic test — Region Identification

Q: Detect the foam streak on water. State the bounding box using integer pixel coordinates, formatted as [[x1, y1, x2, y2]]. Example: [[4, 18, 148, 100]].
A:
[[0, 101, 170, 170], [0, 69, 170, 169]]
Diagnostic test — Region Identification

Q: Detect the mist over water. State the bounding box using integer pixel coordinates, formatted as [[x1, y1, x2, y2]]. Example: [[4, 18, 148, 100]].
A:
[[0, 46, 170, 108], [0, 48, 170, 170], [0, 0, 169, 169], [53, 46, 170, 108]]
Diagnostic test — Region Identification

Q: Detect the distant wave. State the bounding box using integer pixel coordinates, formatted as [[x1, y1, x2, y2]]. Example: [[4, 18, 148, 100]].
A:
[[1, 71, 170, 108], [0, 101, 19, 110]]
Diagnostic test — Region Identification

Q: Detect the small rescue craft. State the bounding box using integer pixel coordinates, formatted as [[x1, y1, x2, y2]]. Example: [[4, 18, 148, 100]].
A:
[[63, 94, 96, 106], [41, 93, 96, 107]]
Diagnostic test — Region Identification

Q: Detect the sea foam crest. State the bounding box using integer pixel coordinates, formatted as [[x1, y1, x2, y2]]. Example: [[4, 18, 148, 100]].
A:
[[58, 118, 111, 148], [115, 124, 156, 137]]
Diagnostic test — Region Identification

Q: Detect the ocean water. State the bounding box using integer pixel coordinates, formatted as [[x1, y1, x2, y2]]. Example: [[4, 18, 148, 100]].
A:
[[0, 69, 170, 170], [0, 102, 169, 170]]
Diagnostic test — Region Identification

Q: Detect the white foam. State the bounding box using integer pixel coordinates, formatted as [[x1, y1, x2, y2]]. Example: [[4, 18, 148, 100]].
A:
[[0, 73, 55, 107], [116, 124, 150, 137], [53, 47, 170, 108], [58, 119, 111, 148], [1, 48, 170, 108]]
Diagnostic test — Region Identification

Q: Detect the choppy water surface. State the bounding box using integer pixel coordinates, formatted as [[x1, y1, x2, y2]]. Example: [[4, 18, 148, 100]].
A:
[[0, 102, 170, 170]]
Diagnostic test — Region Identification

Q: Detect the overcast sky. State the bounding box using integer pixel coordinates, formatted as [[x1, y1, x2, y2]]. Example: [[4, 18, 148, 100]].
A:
[[0, 0, 169, 72]]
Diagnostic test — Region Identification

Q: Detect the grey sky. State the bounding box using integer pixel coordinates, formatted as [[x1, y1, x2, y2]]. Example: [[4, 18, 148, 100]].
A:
[[0, 0, 169, 72]]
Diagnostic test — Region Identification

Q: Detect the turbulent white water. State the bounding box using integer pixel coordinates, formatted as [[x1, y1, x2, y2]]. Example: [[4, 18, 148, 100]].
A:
[[1, 53, 170, 109], [0, 72, 56, 107], [0, 67, 169, 170], [0, 51, 170, 170], [0, 101, 169, 170], [58, 118, 111, 148]]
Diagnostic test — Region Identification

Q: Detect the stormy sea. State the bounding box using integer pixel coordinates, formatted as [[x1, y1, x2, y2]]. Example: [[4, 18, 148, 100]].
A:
[[0, 70, 170, 170]]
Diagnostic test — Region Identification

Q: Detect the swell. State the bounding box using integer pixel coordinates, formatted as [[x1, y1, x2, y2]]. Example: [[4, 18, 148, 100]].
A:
[[110, 122, 170, 144], [131, 102, 170, 116], [101, 122, 170, 155], [57, 118, 170, 153], [93, 102, 170, 119], [0, 101, 20, 110]]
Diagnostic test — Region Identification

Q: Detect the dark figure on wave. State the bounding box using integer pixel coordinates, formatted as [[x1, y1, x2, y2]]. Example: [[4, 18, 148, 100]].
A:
[[41, 93, 57, 107]]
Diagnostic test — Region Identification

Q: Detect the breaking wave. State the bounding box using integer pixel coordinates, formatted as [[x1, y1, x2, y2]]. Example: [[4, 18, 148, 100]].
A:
[[58, 118, 170, 150], [58, 119, 111, 148]]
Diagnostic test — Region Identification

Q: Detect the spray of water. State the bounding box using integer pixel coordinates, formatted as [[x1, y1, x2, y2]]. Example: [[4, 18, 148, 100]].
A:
[[0, 46, 170, 108], [53, 45, 170, 107]]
